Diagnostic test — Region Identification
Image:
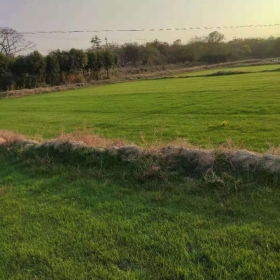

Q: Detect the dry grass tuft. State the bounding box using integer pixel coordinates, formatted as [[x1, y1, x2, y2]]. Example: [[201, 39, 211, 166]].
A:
[[1, 130, 280, 177], [147, 138, 198, 153], [267, 146, 280, 156], [56, 131, 127, 148], [5, 85, 82, 98], [217, 138, 246, 153], [0, 130, 25, 144]]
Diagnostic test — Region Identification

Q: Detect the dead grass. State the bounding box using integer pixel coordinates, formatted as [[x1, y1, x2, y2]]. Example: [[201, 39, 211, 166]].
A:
[[267, 146, 280, 156], [5, 85, 85, 98], [2, 130, 280, 178], [217, 139, 246, 153], [1, 129, 279, 159], [0, 130, 25, 143], [146, 138, 247, 154], [56, 131, 127, 148], [3, 80, 121, 98], [145, 138, 198, 154]]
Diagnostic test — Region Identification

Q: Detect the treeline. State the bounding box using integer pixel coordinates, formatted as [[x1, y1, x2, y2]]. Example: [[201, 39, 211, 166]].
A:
[[0, 49, 118, 90], [1, 31, 280, 91], [114, 32, 280, 66]]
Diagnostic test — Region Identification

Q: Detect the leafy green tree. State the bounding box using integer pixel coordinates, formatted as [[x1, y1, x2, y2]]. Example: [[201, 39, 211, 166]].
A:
[[205, 31, 225, 44], [25, 51, 46, 87], [12, 55, 29, 88], [26, 51, 45, 77], [51, 50, 71, 73], [272, 37, 280, 56], [0, 53, 14, 90], [86, 51, 104, 80], [246, 38, 268, 58], [142, 45, 162, 66], [68, 49, 88, 74], [121, 43, 142, 67], [112, 53, 119, 70], [173, 39, 182, 46], [45, 54, 61, 85], [103, 50, 115, 78], [147, 40, 169, 63]]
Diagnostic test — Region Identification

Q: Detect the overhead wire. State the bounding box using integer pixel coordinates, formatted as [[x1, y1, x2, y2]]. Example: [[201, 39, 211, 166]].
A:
[[12, 23, 280, 35]]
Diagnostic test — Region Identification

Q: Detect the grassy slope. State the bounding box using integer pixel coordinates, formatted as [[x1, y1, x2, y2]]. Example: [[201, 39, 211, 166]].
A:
[[178, 64, 280, 77], [0, 65, 280, 151], [0, 147, 279, 279]]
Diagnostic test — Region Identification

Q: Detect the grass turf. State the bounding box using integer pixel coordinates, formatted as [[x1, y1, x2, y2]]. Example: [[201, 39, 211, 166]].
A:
[[0, 146, 279, 279], [177, 64, 280, 77], [0, 64, 280, 151]]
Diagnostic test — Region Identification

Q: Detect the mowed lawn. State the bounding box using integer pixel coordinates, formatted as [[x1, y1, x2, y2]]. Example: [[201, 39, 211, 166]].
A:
[[0, 148, 279, 279], [1, 65, 280, 150], [178, 63, 280, 77]]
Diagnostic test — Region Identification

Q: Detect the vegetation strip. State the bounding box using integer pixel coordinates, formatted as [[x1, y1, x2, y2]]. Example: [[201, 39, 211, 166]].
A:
[[0, 133, 279, 279], [1, 134, 280, 183]]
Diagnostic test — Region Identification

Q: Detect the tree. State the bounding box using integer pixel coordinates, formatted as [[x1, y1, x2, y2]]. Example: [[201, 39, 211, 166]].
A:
[[248, 38, 270, 58], [52, 50, 71, 73], [199, 31, 228, 62], [86, 51, 104, 80], [121, 43, 141, 67], [0, 53, 14, 90], [148, 40, 169, 55], [173, 39, 182, 46], [26, 51, 45, 77], [27, 51, 45, 84], [24, 51, 46, 87], [112, 53, 119, 70], [68, 49, 88, 74], [91, 36, 102, 50], [205, 31, 225, 44], [0, 28, 35, 56], [103, 50, 115, 78], [184, 42, 204, 62], [142, 45, 162, 66], [45, 54, 61, 85], [12, 55, 29, 88], [272, 37, 280, 56]]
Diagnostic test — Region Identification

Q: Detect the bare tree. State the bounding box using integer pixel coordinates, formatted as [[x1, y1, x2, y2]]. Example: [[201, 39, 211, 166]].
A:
[[0, 28, 36, 56]]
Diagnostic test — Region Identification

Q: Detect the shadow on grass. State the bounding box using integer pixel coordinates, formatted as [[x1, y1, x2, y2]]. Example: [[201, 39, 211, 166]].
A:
[[0, 146, 279, 224], [0, 147, 280, 279]]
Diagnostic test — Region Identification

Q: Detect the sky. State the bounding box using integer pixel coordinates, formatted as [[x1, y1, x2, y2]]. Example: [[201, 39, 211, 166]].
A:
[[1, 0, 280, 54]]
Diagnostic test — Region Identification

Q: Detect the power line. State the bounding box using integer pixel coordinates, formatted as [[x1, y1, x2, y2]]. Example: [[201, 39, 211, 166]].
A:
[[11, 23, 280, 35]]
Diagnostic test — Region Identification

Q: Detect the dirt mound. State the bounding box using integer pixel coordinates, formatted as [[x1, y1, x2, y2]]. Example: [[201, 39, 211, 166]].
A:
[[1, 130, 280, 176]]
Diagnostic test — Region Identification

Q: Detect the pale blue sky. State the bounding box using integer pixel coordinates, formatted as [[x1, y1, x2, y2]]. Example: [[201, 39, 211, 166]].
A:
[[1, 0, 279, 54]]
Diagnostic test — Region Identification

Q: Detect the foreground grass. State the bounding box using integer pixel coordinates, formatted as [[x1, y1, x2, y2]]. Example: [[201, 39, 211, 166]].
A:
[[0, 64, 280, 151], [0, 146, 279, 279]]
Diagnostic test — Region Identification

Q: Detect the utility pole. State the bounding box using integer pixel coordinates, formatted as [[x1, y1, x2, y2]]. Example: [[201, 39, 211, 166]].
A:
[[105, 37, 108, 48]]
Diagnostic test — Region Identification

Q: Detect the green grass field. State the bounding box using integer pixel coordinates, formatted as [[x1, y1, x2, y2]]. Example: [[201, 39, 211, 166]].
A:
[[1, 64, 280, 279], [178, 64, 280, 77], [0, 64, 280, 151], [0, 146, 279, 279]]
